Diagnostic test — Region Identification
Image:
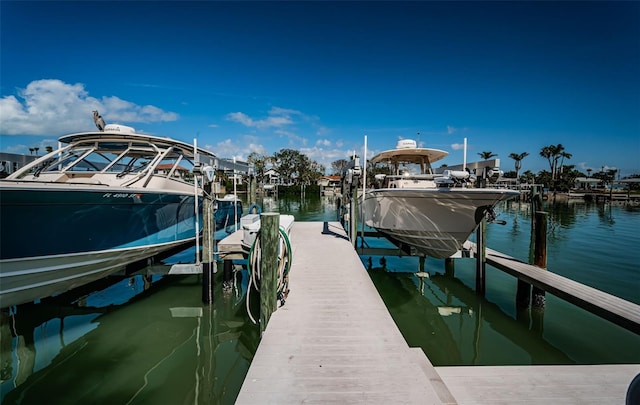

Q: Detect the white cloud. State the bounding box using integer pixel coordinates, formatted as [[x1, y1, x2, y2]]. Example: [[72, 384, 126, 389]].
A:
[[451, 143, 465, 150], [206, 136, 268, 161], [315, 126, 330, 136], [447, 125, 457, 134], [269, 106, 302, 116], [316, 139, 331, 147], [0, 79, 178, 136], [225, 107, 298, 129], [300, 146, 353, 169]]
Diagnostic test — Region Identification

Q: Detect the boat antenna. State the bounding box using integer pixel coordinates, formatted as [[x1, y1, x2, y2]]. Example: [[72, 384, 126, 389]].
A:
[[93, 110, 106, 131]]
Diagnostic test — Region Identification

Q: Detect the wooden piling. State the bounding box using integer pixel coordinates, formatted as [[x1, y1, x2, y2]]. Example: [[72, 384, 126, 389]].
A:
[[223, 259, 233, 285], [259, 212, 279, 335], [444, 258, 455, 277], [249, 175, 257, 206], [517, 186, 544, 310], [202, 184, 214, 304], [350, 194, 358, 248], [532, 211, 548, 308], [475, 218, 486, 295]]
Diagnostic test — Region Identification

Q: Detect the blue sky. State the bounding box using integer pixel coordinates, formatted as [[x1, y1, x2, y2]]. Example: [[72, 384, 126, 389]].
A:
[[1, 1, 638, 177]]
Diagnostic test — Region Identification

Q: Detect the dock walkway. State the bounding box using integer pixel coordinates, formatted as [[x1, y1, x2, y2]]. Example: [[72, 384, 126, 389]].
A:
[[233, 221, 640, 404], [234, 221, 451, 404]]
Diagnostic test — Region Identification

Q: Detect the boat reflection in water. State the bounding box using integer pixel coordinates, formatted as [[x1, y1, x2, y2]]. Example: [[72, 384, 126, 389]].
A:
[[0, 265, 259, 405], [365, 251, 640, 366]]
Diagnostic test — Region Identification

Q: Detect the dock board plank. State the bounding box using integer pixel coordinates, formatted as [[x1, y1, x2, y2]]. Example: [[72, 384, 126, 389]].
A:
[[235, 221, 448, 404], [468, 242, 640, 334], [437, 364, 640, 404]]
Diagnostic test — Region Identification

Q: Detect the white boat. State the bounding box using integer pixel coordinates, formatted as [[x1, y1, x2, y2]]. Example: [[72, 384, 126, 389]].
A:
[[362, 139, 519, 258], [0, 121, 218, 308], [214, 194, 243, 235]]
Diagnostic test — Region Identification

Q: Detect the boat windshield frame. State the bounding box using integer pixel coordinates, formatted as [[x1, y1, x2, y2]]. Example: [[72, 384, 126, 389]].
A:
[[14, 138, 200, 186]]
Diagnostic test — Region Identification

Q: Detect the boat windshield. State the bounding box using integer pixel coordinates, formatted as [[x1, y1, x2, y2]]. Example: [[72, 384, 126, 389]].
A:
[[20, 140, 197, 184]]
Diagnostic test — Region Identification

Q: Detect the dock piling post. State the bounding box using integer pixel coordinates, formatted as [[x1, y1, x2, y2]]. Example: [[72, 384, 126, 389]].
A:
[[349, 190, 358, 248], [250, 175, 257, 206], [444, 258, 455, 277], [202, 183, 214, 304], [259, 213, 279, 335], [532, 211, 548, 308], [223, 259, 233, 286], [475, 218, 486, 295]]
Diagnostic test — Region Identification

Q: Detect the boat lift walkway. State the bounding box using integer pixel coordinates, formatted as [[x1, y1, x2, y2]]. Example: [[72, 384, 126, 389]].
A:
[[232, 221, 640, 404], [234, 221, 452, 404]]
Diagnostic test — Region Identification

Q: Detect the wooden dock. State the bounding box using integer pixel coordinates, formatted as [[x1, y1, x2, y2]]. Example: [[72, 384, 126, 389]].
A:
[[231, 221, 640, 404], [467, 242, 640, 335]]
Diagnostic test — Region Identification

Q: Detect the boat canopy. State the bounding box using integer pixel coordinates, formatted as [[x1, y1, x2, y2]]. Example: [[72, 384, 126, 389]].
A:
[[370, 147, 448, 165]]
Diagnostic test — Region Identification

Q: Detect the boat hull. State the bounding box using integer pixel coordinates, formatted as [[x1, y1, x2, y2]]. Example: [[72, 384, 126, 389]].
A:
[[0, 184, 199, 308], [362, 188, 518, 258]]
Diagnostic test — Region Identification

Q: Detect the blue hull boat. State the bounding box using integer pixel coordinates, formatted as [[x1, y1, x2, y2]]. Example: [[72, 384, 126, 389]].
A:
[[0, 123, 218, 308]]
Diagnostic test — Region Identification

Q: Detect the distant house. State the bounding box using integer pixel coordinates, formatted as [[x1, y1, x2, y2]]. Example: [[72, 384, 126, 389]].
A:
[[154, 163, 191, 178], [318, 175, 341, 195], [574, 177, 602, 190], [0, 152, 39, 178], [317, 175, 341, 187], [264, 168, 280, 186]]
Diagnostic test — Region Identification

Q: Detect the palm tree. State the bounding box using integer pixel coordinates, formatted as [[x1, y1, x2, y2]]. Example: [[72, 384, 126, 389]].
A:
[[558, 151, 572, 175], [33, 147, 39, 156], [508, 152, 529, 183], [478, 151, 497, 160], [29, 148, 34, 155], [539, 144, 565, 181]]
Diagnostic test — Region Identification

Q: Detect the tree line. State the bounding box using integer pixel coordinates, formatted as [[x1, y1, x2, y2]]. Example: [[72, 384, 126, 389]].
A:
[[479, 144, 638, 191], [245, 144, 638, 192], [246, 149, 326, 186]]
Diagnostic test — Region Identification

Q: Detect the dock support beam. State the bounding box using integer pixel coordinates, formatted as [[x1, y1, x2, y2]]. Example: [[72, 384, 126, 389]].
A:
[[259, 213, 279, 335], [532, 211, 548, 309], [475, 219, 486, 295]]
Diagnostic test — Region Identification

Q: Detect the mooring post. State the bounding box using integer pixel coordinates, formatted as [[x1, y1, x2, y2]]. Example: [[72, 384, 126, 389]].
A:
[[475, 218, 486, 295], [250, 175, 257, 206], [259, 212, 279, 335], [202, 183, 214, 304], [444, 258, 455, 277], [350, 191, 358, 248], [223, 259, 233, 285], [532, 211, 548, 309]]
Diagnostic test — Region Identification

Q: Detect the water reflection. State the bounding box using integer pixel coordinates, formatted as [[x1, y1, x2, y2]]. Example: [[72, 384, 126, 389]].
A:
[[367, 260, 576, 366], [1, 270, 258, 405], [364, 197, 640, 366]]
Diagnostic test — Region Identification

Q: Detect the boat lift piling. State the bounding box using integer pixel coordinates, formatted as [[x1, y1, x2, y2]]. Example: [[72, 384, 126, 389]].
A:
[[258, 213, 280, 335], [202, 181, 215, 304], [475, 219, 487, 296], [531, 211, 548, 309], [340, 156, 361, 248]]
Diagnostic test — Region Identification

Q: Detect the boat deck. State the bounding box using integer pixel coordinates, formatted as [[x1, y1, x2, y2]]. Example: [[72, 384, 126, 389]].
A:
[[232, 221, 639, 404]]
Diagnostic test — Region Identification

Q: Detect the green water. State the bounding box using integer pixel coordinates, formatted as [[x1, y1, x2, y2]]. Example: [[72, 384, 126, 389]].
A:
[[1, 194, 639, 404]]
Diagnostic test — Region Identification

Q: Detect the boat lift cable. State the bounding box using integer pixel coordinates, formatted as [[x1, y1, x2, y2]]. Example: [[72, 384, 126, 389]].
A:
[[245, 227, 293, 324]]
